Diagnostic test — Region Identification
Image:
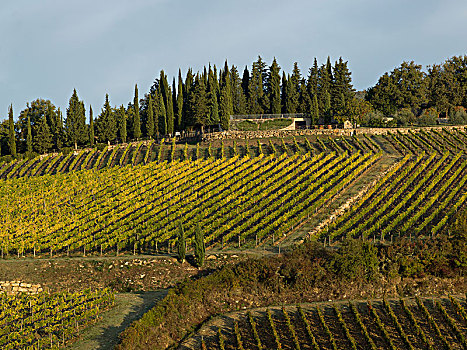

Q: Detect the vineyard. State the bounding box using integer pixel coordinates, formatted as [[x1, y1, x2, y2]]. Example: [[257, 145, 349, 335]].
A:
[[1, 127, 467, 257], [0, 288, 114, 349], [0, 148, 380, 256], [185, 296, 467, 350], [1, 127, 467, 349], [319, 150, 467, 242], [1, 127, 467, 182], [0, 134, 379, 180]]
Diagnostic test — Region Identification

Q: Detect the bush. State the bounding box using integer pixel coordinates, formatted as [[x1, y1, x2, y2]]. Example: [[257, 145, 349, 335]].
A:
[[417, 108, 438, 126], [449, 109, 467, 125], [394, 108, 416, 126]]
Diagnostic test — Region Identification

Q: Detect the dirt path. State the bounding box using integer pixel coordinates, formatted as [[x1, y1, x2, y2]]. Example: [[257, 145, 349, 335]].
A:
[[277, 154, 400, 246], [68, 290, 168, 350]]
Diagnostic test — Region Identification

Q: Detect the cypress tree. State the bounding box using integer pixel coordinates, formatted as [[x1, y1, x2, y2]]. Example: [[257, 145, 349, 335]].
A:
[[209, 92, 219, 127], [299, 78, 311, 114], [8, 105, 16, 157], [289, 62, 301, 113], [194, 223, 205, 268], [96, 94, 117, 143], [172, 77, 178, 131], [267, 58, 281, 114], [332, 57, 354, 116], [33, 115, 52, 154], [248, 57, 267, 114], [159, 71, 174, 135], [207, 66, 219, 127], [230, 65, 247, 115], [133, 84, 141, 139], [26, 114, 32, 154], [189, 74, 209, 131], [54, 108, 65, 150], [241, 66, 250, 104], [116, 105, 127, 143], [284, 75, 296, 113], [89, 105, 94, 146], [281, 72, 288, 113], [177, 222, 186, 263], [312, 94, 319, 125], [65, 89, 87, 149], [183, 69, 194, 127], [307, 58, 319, 97], [176, 70, 184, 131], [219, 87, 230, 130], [147, 94, 155, 138], [167, 86, 175, 135], [158, 92, 167, 135]]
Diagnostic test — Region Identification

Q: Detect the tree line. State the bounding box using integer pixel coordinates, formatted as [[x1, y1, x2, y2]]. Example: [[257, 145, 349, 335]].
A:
[[365, 56, 467, 126], [0, 56, 355, 158], [1, 55, 466, 159]]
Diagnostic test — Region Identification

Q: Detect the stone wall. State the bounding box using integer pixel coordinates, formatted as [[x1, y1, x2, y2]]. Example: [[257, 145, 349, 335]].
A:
[[0, 281, 43, 295], [202, 125, 467, 142]]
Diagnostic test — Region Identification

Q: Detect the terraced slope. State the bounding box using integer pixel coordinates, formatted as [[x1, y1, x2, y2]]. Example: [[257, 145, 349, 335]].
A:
[[183, 296, 467, 350], [0, 150, 380, 257]]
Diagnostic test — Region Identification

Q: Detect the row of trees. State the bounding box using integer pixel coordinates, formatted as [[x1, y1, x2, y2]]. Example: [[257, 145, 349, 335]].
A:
[[366, 56, 467, 119], [1, 56, 357, 157], [2, 55, 466, 157]]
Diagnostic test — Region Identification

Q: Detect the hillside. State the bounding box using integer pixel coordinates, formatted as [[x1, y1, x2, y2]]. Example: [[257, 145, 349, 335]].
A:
[[1, 126, 467, 349]]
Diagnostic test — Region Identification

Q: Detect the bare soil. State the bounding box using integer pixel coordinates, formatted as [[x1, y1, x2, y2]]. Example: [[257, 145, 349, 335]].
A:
[[0, 253, 245, 293]]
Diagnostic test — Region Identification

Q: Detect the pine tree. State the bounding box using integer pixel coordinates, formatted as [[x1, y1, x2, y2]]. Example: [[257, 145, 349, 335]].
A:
[[177, 222, 186, 263], [89, 105, 95, 146], [147, 94, 155, 138], [8, 105, 16, 157], [65, 89, 87, 149], [133, 84, 141, 139], [26, 114, 32, 154], [267, 58, 281, 114], [194, 223, 205, 268]]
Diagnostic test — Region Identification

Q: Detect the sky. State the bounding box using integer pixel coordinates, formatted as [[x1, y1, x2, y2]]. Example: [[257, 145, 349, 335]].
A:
[[1, 0, 466, 121]]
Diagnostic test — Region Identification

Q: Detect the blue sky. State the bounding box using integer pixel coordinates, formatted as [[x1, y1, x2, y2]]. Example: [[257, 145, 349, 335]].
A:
[[1, 0, 466, 120]]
